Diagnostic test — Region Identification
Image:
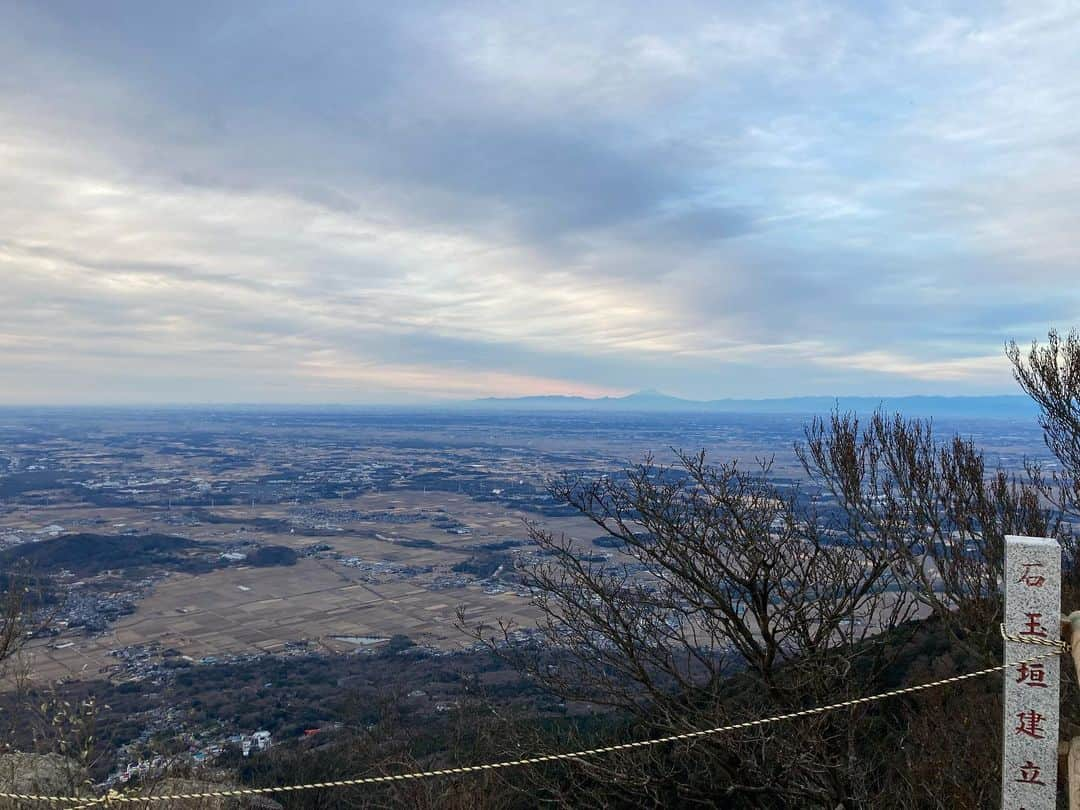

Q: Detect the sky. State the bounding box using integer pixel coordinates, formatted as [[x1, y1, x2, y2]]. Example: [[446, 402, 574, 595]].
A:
[[2, 1, 1079, 405]]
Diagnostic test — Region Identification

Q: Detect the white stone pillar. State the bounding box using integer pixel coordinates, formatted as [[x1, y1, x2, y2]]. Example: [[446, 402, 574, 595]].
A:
[[1002, 534, 1061, 809]]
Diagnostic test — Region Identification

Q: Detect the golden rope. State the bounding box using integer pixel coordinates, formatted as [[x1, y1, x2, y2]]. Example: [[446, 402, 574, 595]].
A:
[[1, 632, 1066, 806]]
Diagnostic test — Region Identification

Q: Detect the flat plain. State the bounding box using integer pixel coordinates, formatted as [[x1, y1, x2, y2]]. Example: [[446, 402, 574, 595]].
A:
[[0, 408, 1050, 686]]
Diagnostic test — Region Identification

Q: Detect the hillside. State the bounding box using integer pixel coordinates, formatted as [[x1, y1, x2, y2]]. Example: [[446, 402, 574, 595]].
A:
[[0, 533, 208, 577]]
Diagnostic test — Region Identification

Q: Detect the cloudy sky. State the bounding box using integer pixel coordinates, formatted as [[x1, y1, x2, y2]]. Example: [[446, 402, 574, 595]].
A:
[[2, 1, 1078, 404]]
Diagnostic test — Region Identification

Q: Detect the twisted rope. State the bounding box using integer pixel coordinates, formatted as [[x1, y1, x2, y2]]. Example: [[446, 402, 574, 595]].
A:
[[1, 631, 1066, 806], [1000, 623, 1072, 650]]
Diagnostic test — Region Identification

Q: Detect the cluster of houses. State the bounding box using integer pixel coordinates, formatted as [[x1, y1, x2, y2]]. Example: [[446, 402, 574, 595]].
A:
[[101, 730, 273, 789]]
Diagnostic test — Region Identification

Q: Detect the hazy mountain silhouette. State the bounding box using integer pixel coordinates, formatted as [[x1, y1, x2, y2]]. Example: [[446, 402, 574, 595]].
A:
[[467, 390, 1039, 418]]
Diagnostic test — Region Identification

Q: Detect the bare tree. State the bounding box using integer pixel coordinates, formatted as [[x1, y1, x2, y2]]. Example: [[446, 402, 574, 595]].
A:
[[1005, 329, 1080, 771], [0, 566, 48, 678], [0, 581, 26, 675], [1008, 328, 1080, 527], [797, 410, 1063, 657], [214, 672, 533, 810], [463, 451, 923, 807]]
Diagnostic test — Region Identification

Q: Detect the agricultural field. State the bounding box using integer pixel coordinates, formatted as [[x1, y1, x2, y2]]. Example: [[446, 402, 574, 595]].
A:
[[0, 408, 1048, 688]]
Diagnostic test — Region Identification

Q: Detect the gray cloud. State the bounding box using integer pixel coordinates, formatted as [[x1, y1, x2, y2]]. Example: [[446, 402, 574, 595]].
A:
[[1, 1, 1079, 403]]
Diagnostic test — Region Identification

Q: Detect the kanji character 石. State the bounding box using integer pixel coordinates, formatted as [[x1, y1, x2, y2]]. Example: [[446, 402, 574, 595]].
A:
[[1017, 561, 1046, 587]]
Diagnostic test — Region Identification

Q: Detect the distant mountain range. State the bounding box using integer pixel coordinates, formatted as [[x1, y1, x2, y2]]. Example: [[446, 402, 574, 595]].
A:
[[465, 389, 1040, 419]]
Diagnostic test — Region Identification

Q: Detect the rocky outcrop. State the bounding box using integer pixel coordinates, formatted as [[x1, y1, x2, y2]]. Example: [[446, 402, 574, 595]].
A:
[[0, 753, 90, 808], [0, 758, 282, 810]]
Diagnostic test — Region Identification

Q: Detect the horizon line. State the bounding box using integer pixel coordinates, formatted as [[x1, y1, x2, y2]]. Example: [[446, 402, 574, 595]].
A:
[[0, 391, 1034, 409]]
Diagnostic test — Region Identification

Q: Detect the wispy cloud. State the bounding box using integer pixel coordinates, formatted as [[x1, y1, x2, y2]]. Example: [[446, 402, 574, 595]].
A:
[[1, 1, 1077, 403]]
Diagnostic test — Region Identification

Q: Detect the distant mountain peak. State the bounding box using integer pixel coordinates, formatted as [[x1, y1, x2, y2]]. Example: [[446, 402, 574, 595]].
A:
[[460, 391, 1038, 419]]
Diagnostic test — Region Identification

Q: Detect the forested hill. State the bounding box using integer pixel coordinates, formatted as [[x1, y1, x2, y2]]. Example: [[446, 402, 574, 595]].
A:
[[0, 533, 297, 578]]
